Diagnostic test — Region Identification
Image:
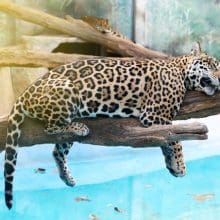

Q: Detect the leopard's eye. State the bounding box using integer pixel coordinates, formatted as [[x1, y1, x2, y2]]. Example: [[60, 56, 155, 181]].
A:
[[210, 61, 218, 71]]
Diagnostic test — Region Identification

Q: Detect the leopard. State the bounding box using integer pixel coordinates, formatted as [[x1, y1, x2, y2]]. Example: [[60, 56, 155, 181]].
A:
[[4, 42, 220, 209], [80, 15, 128, 39]]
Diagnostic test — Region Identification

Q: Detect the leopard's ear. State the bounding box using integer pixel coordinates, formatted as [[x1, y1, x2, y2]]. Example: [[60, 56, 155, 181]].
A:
[[191, 41, 202, 56]]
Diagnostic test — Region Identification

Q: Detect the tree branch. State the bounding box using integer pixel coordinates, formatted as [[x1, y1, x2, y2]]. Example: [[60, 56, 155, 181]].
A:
[[0, 46, 99, 68], [0, 47, 167, 68], [0, 0, 169, 59], [176, 90, 220, 120], [0, 117, 208, 152]]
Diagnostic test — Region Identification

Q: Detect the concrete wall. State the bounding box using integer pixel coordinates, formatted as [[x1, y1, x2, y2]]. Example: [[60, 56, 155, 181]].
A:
[[134, 0, 220, 58], [0, 13, 15, 118]]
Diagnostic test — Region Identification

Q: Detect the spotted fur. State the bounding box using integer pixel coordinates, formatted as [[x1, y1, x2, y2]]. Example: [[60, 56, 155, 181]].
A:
[[4, 43, 220, 209]]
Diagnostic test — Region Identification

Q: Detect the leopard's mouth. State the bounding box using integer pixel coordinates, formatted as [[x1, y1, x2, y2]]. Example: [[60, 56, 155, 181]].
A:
[[200, 77, 219, 96], [204, 86, 215, 96]]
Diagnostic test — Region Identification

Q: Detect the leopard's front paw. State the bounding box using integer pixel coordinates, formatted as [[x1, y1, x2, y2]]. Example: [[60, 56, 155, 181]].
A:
[[161, 143, 186, 178], [167, 165, 186, 177], [67, 122, 90, 136], [60, 173, 76, 187]]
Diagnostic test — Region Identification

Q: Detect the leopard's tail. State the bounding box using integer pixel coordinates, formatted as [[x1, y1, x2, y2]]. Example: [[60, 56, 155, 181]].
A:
[[4, 101, 25, 209]]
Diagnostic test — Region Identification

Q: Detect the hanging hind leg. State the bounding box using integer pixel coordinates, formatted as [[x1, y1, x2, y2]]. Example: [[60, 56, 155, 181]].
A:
[[45, 121, 89, 186], [53, 142, 75, 186]]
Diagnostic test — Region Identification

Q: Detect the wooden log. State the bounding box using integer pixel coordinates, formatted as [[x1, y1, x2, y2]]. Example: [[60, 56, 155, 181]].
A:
[[0, 0, 169, 59], [0, 117, 208, 152], [0, 47, 167, 68], [0, 46, 99, 68], [176, 90, 220, 120]]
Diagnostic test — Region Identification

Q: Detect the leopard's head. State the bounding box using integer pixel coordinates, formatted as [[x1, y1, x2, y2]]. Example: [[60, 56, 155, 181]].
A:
[[185, 42, 220, 96]]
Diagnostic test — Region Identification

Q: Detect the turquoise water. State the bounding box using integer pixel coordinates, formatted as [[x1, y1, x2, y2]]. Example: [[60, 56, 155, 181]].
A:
[[0, 152, 220, 219], [0, 116, 220, 219]]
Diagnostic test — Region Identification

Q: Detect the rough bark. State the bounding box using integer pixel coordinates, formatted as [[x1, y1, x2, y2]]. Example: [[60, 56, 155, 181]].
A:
[[0, 117, 208, 152], [176, 90, 220, 120], [0, 0, 169, 59], [0, 47, 166, 68], [0, 46, 99, 68]]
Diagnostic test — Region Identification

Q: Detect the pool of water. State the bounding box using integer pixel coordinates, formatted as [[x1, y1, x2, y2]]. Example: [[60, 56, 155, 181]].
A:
[[0, 115, 220, 219], [1, 155, 220, 220]]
